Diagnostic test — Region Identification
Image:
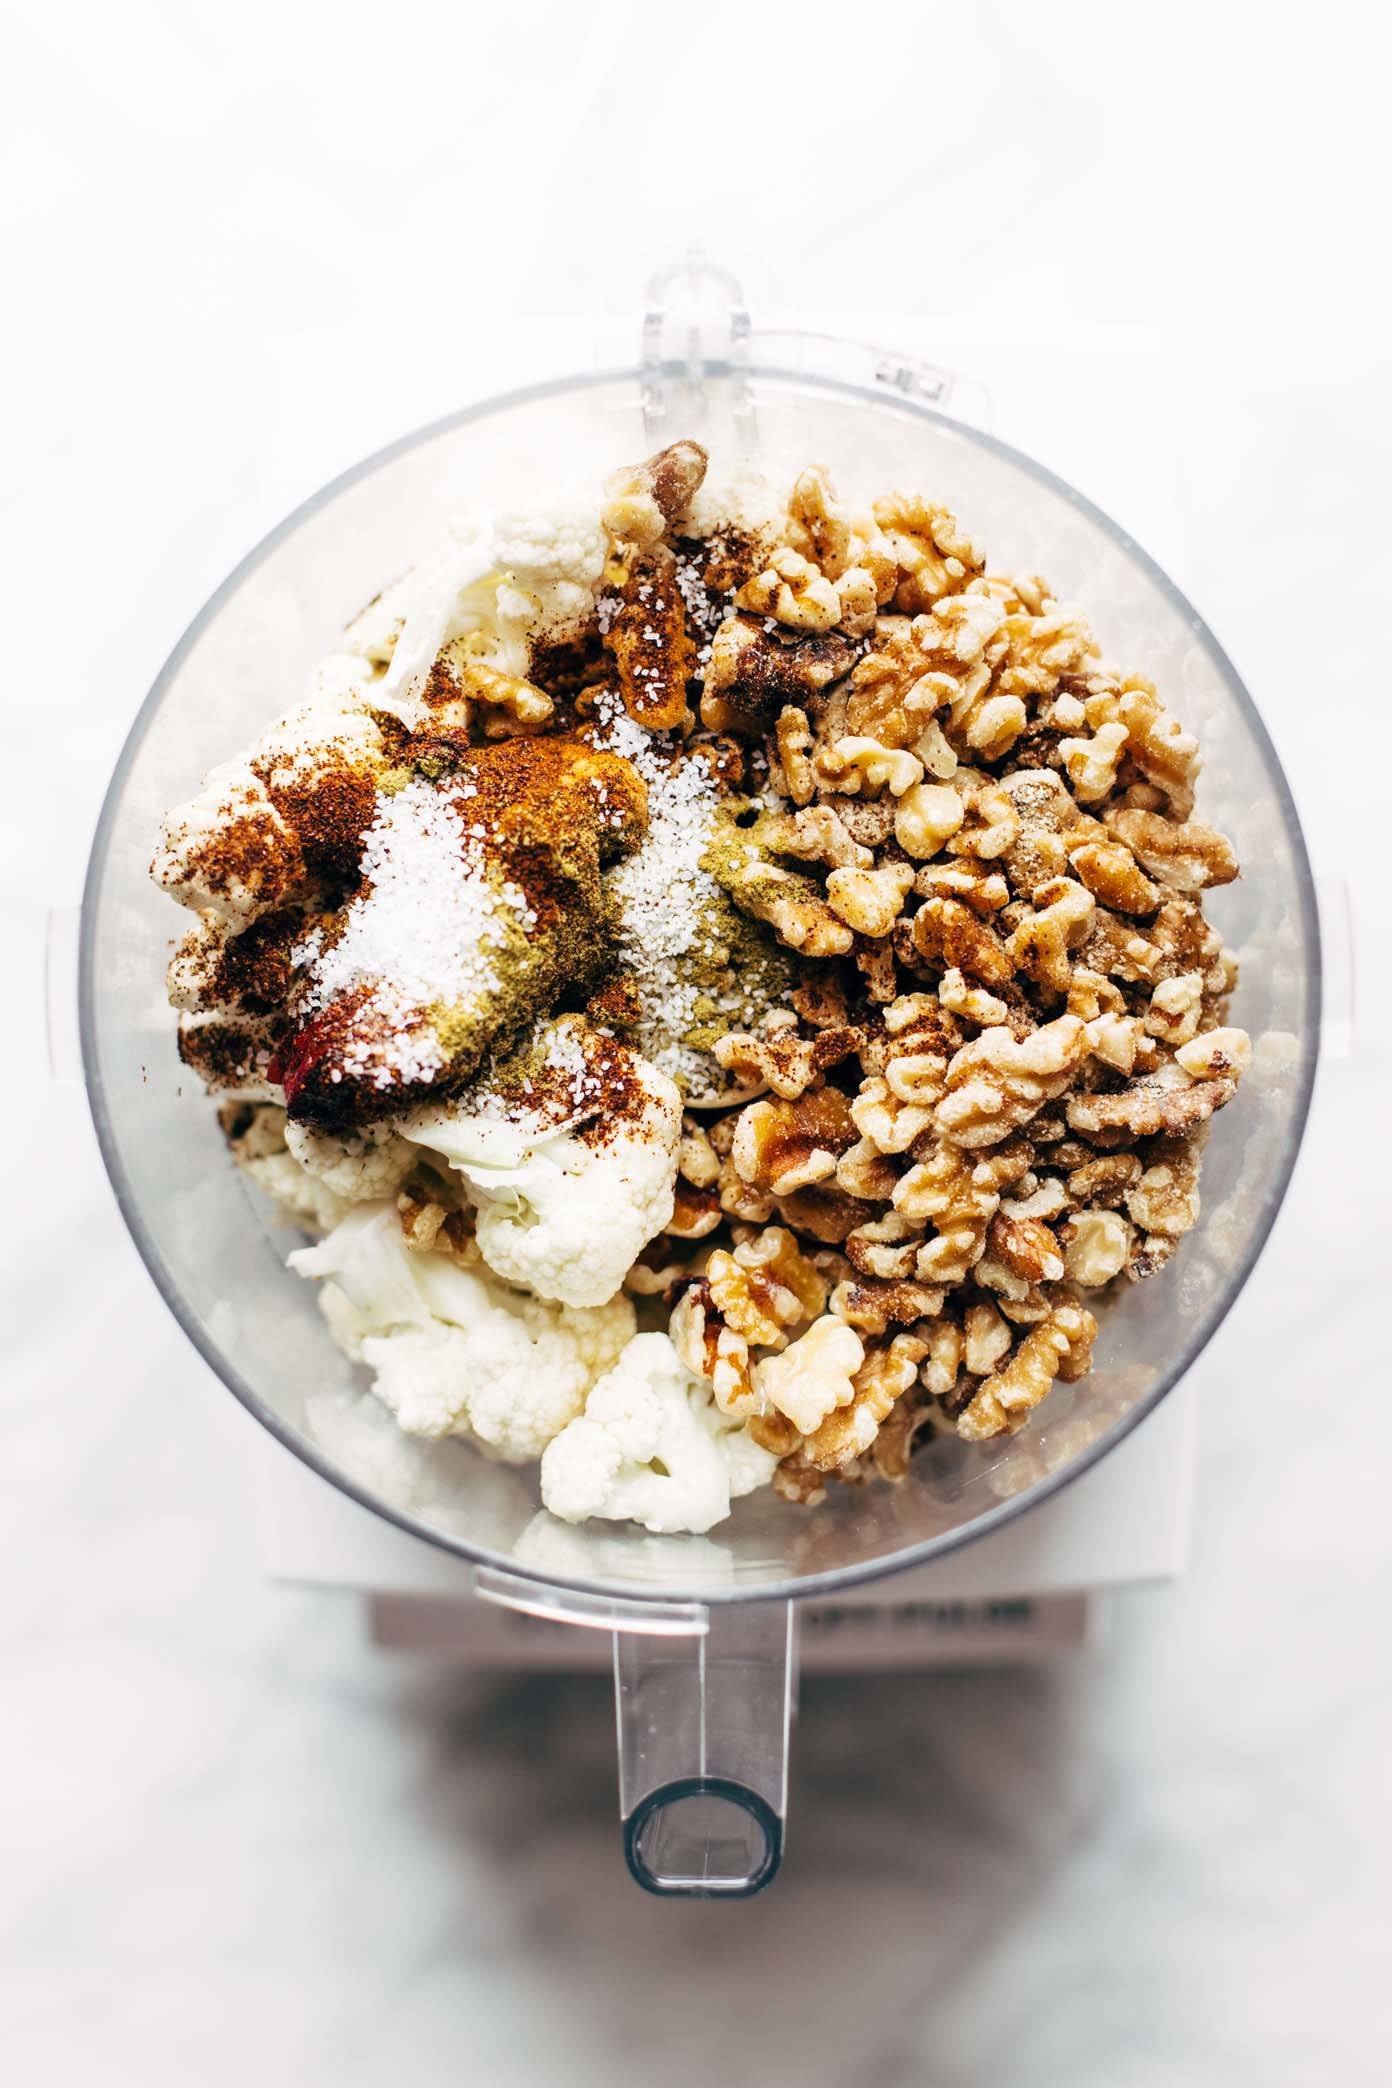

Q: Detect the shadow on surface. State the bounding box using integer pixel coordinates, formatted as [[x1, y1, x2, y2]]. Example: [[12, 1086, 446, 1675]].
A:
[[390, 1657, 1107, 2085]]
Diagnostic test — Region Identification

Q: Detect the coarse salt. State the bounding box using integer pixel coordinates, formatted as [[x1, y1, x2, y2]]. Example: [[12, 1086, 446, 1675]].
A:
[[588, 687, 739, 1094], [292, 780, 534, 1075]]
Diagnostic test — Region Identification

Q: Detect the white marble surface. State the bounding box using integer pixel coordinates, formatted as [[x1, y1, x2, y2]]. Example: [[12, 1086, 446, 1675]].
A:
[[4, 5, 1392, 2082]]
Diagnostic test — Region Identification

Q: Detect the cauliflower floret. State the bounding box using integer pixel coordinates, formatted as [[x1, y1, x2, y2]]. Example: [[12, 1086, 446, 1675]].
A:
[[243, 1148, 355, 1234], [151, 681, 386, 929], [492, 510, 606, 589], [373, 530, 502, 716], [290, 1205, 634, 1461], [402, 1035, 681, 1307], [151, 762, 304, 927], [283, 1119, 416, 1203], [684, 462, 784, 546], [372, 511, 606, 721], [155, 512, 609, 920], [540, 1332, 778, 1535], [221, 1102, 403, 1230]]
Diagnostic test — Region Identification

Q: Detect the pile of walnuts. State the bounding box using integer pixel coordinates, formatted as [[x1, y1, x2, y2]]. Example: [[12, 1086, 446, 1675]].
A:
[[608, 450, 1250, 1507]]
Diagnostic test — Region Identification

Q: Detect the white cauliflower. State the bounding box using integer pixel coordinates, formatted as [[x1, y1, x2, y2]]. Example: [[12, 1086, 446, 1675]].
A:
[[155, 509, 608, 921], [151, 681, 386, 929], [177, 1009, 283, 1099], [250, 693, 385, 798], [401, 1030, 681, 1307], [289, 1204, 633, 1462], [684, 462, 783, 546], [221, 1102, 349, 1229], [492, 510, 606, 630], [370, 511, 606, 721], [283, 1118, 416, 1203], [166, 913, 229, 1013], [243, 1147, 355, 1234], [151, 761, 303, 927], [540, 1333, 778, 1535], [372, 530, 502, 716]]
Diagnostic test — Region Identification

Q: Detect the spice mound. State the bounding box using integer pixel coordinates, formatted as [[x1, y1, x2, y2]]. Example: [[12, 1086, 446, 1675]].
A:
[[156, 444, 1251, 1535], [272, 736, 646, 1127]]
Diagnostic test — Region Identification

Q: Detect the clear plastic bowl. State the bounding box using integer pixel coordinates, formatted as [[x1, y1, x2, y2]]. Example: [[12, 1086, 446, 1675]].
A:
[[81, 353, 1319, 1894]]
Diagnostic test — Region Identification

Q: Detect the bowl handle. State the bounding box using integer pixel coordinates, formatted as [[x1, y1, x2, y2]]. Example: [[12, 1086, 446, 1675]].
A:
[[473, 1569, 796, 1896], [615, 1600, 796, 1898]]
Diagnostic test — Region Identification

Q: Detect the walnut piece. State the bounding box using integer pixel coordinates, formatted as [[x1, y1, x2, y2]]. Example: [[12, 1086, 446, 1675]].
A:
[[774, 1183, 869, 1245], [1176, 1027, 1252, 1081], [935, 1015, 1086, 1149], [964, 1300, 1012, 1376], [439, 654, 555, 739], [727, 861, 854, 957], [677, 1118, 720, 1189], [851, 1075, 936, 1156], [754, 1314, 866, 1436], [836, 1136, 901, 1203], [870, 1390, 936, 1481], [1059, 1208, 1131, 1286], [843, 1209, 920, 1279], [1066, 1152, 1142, 1208], [1107, 809, 1239, 892], [1117, 680, 1200, 812], [872, 494, 984, 613], [998, 768, 1079, 888], [732, 1087, 858, 1198], [664, 1177, 722, 1240], [846, 635, 955, 751], [703, 618, 858, 733], [1144, 971, 1204, 1046], [774, 705, 815, 806], [717, 1153, 775, 1225], [1006, 877, 1096, 998], [894, 782, 966, 858], [825, 861, 916, 937], [760, 803, 871, 871], [949, 776, 1020, 860], [1125, 1132, 1206, 1243], [1066, 1064, 1235, 1148], [993, 602, 1099, 700], [915, 861, 1011, 916], [893, 1139, 1031, 1285], [784, 465, 858, 579], [1068, 837, 1160, 916], [956, 1304, 1098, 1441], [938, 967, 1008, 1027], [911, 897, 1014, 987], [735, 547, 842, 632], [814, 735, 924, 799], [670, 1282, 758, 1418], [802, 1332, 931, 1471], [706, 1226, 827, 1349], [713, 1017, 861, 1102], [987, 1208, 1065, 1284], [397, 1185, 480, 1265], [854, 940, 899, 1004], [1059, 720, 1128, 802], [828, 1276, 945, 1336], [602, 439, 708, 547], [603, 542, 695, 730]]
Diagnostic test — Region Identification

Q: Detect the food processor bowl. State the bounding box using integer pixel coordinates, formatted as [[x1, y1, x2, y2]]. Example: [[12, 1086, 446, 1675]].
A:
[[81, 291, 1319, 1892]]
